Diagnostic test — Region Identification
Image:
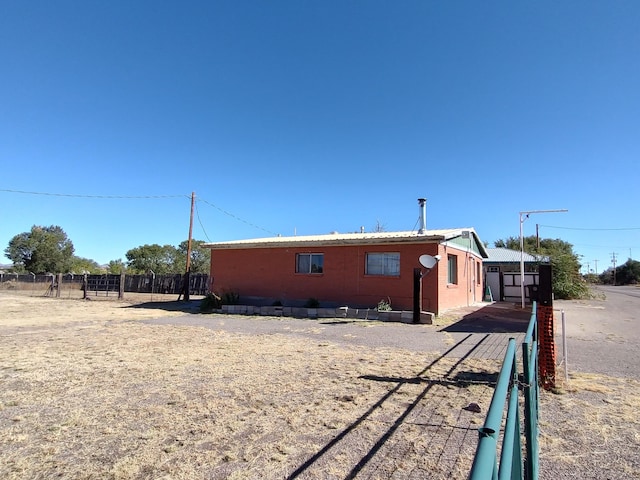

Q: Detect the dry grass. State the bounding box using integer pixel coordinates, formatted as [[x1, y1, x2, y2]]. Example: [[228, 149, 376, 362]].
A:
[[0, 293, 187, 327], [0, 294, 499, 479], [539, 372, 640, 478]]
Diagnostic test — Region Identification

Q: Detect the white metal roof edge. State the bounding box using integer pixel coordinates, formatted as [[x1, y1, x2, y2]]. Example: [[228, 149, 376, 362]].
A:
[[485, 247, 549, 263], [203, 228, 478, 250]]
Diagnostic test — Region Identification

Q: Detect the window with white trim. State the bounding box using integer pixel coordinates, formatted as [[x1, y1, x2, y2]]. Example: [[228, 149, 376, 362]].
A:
[[296, 253, 324, 274], [365, 252, 400, 276]]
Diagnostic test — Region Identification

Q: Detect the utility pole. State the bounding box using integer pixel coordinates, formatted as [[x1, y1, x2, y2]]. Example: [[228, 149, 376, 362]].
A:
[[594, 259, 598, 275], [179, 192, 196, 301], [519, 209, 568, 308], [611, 252, 617, 286]]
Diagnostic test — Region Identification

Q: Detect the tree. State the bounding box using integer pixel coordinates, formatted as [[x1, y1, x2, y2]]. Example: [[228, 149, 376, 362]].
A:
[[372, 219, 387, 232], [493, 235, 590, 299], [70, 256, 104, 274], [107, 259, 127, 274], [125, 244, 177, 274], [4, 225, 75, 274], [173, 240, 211, 274], [601, 259, 640, 285]]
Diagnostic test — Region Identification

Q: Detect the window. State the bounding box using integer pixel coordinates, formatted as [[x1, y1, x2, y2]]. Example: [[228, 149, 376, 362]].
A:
[[447, 254, 458, 284], [366, 252, 400, 276], [477, 262, 481, 285], [296, 253, 324, 274]]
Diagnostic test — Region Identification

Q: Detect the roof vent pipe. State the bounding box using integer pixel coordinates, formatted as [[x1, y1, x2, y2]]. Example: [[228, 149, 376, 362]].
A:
[[418, 198, 427, 234]]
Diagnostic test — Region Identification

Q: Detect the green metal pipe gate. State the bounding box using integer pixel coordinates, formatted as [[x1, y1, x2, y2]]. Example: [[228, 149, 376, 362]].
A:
[[469, 303, 540, 480]]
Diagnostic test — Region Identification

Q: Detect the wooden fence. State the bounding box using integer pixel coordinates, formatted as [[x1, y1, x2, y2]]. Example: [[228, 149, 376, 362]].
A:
[[0, 273, 209, 299]]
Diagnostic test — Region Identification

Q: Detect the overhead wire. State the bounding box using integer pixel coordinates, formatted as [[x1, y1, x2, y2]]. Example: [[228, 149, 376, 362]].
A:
[[194, 200, 211, 242], [0, 188, 277, 237], [539, 224, 640, 231], [196, 197, 276, 236], [0, 188, 188, 199], [538, 224, 639, 254]]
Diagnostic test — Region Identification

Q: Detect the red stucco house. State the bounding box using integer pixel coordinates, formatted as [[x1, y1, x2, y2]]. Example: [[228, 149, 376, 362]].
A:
[[204, 228, 488, 315]]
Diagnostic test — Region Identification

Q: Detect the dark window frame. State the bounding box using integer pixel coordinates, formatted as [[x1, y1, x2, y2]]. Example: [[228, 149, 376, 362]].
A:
[[365, 252, 401, 277], [296, 253, 324, 274]]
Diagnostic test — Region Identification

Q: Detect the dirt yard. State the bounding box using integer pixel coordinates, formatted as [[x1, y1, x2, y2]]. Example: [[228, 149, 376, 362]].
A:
[[3, 293, 637, 479], [0, 294, 500, 480]]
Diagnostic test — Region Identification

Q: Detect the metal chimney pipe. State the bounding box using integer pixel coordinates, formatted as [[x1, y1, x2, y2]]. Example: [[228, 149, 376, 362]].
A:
[[418, 198, 427, 234]]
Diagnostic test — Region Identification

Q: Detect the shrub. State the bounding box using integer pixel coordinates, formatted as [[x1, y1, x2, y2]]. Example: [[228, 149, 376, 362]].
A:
[[304, 297, 320, 308], [221, 290, 240, 305], [200, 292, 222, 312], [376, 297, 392, 311]]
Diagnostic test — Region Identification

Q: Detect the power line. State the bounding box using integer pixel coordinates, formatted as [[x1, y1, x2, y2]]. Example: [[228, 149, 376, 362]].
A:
[[539, 224, 640, 231], [197, 198, 276, 236], [194, 201, 211, 242], [0, 188, 188, 199], [572, 242, 640, 249], [1, 187, 276, 236]]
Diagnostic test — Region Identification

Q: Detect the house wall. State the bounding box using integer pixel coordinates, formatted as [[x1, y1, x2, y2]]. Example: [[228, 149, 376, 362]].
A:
[[436, 244, 485, 312], [210, 241, 485, 314]]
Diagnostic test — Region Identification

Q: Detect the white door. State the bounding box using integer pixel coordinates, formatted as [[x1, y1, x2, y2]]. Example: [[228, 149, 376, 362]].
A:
[[486, 271, 500, 301]]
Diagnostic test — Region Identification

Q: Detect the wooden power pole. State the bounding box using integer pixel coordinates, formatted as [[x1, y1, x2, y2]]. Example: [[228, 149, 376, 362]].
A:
[[180, 191, 195, 301]]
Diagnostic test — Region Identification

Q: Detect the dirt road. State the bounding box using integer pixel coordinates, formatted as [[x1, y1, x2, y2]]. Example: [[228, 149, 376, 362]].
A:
[[553, 285, 640, 378]]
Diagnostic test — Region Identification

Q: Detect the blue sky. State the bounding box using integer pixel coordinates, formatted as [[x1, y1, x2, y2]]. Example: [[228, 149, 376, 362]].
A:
[[1, 1, 638, 272]]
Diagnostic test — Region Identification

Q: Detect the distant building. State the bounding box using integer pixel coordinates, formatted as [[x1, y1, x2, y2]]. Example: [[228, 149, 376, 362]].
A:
[[483, 248, 549, 302]]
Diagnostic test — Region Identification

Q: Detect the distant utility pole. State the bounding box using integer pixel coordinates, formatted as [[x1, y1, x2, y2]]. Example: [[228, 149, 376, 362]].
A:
[[594, 259, 598, 275], [611, 252, 617, 286]]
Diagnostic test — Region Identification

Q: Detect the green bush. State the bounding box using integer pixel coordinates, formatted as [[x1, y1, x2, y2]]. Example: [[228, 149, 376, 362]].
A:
[[376, 297, 392, 311]]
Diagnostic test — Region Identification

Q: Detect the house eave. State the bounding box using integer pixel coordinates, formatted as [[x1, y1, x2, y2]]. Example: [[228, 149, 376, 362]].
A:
[[203, 228, 487, 253]]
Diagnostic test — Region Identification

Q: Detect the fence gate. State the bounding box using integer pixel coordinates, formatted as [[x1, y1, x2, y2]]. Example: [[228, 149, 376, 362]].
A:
[[84, 274, 123, 298]]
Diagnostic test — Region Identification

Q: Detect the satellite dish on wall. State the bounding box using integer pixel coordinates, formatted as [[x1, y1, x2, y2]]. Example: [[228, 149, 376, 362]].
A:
[[419, 254, 440, 270]]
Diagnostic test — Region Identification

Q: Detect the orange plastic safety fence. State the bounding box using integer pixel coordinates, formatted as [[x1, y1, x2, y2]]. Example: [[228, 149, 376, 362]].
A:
[[537, 305, 556, 389]]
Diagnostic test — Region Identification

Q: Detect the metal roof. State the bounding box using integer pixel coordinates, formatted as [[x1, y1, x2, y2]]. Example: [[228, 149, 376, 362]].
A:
[[204, 228, 488, 257], [485, 248, 548, 263]]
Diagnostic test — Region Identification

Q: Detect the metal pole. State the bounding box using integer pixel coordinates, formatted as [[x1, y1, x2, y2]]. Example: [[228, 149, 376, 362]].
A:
[[519, 209, 568, 309], [520, 213, 525, 309], [413, 268, 422, 324]]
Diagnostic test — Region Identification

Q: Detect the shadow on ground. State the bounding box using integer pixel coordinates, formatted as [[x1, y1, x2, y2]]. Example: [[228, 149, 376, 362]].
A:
[[441, 302, 533, 333], [124, 300, 203, 314]]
